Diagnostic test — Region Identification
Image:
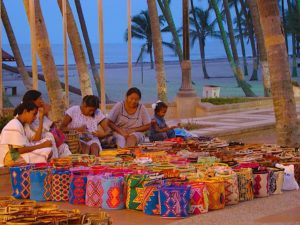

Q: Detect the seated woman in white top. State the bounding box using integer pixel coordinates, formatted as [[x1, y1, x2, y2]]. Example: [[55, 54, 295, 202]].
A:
[[60, 95, 110, 156], [22, 90, 71, 158], [108, 87, 151, 148], [0, 102, 53, 167]]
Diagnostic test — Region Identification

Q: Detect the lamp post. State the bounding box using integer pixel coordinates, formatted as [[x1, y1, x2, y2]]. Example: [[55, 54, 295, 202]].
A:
[[177, 0, 196, 97], [176, 0, 197, 118]]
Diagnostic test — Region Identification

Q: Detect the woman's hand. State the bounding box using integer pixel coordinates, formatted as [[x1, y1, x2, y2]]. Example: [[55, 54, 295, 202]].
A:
[[119, 128, 130, 138], [41, 140, 52, 148], [76, 125, 87, 133]]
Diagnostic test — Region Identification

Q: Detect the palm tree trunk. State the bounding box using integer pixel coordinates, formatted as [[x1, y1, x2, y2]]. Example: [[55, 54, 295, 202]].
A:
[[257, 0, 299, 147], [190, 0, 210, 79], [157, 0, 183, 62], [247, 0, 271, 96], [223, 0, 244, 81], [211, 0, 255, 97], [1, 0, 32, 90], [23, 0, 65, 121], [199, 39, 209, 79], [57, 0, 93, 97], [149, 44, 154, 69], [147, 0, 167, 102], [287, 0, 298, 77], [240, 0, 258, 81], [234, 0, 248, 77], [74, 0, 100, 95]]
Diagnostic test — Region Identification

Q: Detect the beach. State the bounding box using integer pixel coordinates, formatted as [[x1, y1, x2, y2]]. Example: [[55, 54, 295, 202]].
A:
[[2, 57, 300, 107]]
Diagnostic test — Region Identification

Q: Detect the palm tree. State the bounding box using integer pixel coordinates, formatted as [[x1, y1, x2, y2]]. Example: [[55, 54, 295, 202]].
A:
[[74, 0, 101, 96], [157, 0, 183, 62], [147, 0, 167, 102], [232, 0, 249, 77], [247, 0, 271, 96], [23, 0, 65, 121], [57, 0, 93, 97], [210, 0, 255, 96], [189, 1, 218, 79], [240, 0, 259, 81], [125, 10, 172, 70], [1, 0, 32, 90], [257, 0, 299, 147]]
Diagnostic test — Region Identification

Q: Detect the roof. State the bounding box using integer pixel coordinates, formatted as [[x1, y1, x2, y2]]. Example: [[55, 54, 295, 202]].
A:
[[2, 49, 15, 61]]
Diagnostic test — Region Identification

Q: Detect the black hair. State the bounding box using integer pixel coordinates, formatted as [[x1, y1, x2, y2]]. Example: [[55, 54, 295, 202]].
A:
[[22, 90, 42, 103], [82, 95, 100, 108], [154, 101, 168, 114], [126, 87, 141, 99], [13, 102, 38, 116]]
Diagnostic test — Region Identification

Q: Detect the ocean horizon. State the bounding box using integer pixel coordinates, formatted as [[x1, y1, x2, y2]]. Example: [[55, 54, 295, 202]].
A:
[[3, 38, 255, 66]]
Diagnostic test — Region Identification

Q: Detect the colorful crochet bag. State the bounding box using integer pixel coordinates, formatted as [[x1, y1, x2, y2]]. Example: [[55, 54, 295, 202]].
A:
[[51, 169, 70, 202], [158, 183, 191, 218], [69, 170, 88, 205], [268, 167, 284, 195], [218, 173, 239, 205], [9, 165, 32, 199], [188, 182, 208, 214], [85, 175, 103, 207], [125, 174, 148, 210], [253, 167, 269, 198], [143, 180, 163, 215], [203, 178, 225, 210], [29, 168, 52, 201], [235, 168, 254, 201], [99, 175, 125, 209]]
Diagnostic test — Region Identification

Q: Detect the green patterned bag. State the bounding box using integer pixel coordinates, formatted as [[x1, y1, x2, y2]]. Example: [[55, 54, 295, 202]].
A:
[[125, 174, 148, 210]]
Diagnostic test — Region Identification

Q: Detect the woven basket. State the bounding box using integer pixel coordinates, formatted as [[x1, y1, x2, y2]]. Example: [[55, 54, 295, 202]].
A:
[[65, 131, 81, 154]]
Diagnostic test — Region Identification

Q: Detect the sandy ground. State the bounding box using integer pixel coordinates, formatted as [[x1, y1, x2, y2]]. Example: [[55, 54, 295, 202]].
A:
[[3, 58, 292, 107]]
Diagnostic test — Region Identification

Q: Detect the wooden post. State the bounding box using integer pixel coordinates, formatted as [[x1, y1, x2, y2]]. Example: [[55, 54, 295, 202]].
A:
[[0, 1, 2, 114], [29, 0, 38, 90], [62, 0, 69, 107], [127, 0, 132, 88], [98, 0, 106, 112]]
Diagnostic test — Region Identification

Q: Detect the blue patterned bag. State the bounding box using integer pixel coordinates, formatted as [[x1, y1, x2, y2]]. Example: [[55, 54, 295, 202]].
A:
[[10, 165, 32, 199], [69, 171, 88, 205], [51, 169, 70, 202], [159, 184, 191, 218], [143, 180, 163, 215], [30, 168, 52, 201], [99, 175, 125, 209]]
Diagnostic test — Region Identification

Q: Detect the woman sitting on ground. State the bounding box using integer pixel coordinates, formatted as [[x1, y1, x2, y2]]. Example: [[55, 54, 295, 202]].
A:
[[108, 87, 151, 148], [60, 95, 110, 156], [0, 102, 53, 167], [22, 90, 71, 158]]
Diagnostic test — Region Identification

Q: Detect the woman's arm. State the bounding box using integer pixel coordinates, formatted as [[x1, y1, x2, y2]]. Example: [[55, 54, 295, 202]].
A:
[[16, 140, 52, 154], [129, 123, 151, 133], [31, 108, 44, 141], [108, 119, 128, 137], [92, 118, 112, 138], [60, 113, 87, 133]]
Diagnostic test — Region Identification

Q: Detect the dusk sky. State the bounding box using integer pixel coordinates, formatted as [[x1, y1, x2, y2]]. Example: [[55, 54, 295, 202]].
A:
[[2, 0, 199, 45]]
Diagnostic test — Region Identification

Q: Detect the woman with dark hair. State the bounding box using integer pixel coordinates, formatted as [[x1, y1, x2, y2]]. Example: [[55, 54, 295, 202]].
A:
[[0, 102, 52, 167], [22, 90, 71, 158], [108, 87, 151, 147], [60, 95, 110, 156]]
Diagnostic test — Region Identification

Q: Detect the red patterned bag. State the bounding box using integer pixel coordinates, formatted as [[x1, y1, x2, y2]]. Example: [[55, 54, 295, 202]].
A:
[[51, 169, 70, 202], [189, 182, 208, 214]]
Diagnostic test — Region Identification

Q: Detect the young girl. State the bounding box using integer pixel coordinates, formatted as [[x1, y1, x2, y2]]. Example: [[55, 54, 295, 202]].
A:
[[60, 95, 110, 156], [0, 102, 53, 167], [149, 101, 177, 142]]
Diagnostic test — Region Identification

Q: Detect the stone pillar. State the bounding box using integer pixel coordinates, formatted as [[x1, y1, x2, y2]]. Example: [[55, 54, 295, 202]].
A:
[[176, 0, 197, 118]]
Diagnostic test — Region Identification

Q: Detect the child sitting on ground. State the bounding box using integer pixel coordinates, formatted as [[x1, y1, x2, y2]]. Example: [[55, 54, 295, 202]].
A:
[[149, 101, 177, 142]]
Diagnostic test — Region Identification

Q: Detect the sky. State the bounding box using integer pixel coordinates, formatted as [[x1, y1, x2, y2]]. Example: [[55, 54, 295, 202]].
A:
[[2, 0, 202, 45]]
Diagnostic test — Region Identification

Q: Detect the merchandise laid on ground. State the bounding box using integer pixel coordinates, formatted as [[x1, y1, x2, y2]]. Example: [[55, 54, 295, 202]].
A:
[[1, 136, 300, 224]]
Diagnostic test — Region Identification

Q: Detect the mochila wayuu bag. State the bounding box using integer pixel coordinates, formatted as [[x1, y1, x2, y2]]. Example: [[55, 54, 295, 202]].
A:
[[10, 165, 33, 199], [30, 167, 52, 201]]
